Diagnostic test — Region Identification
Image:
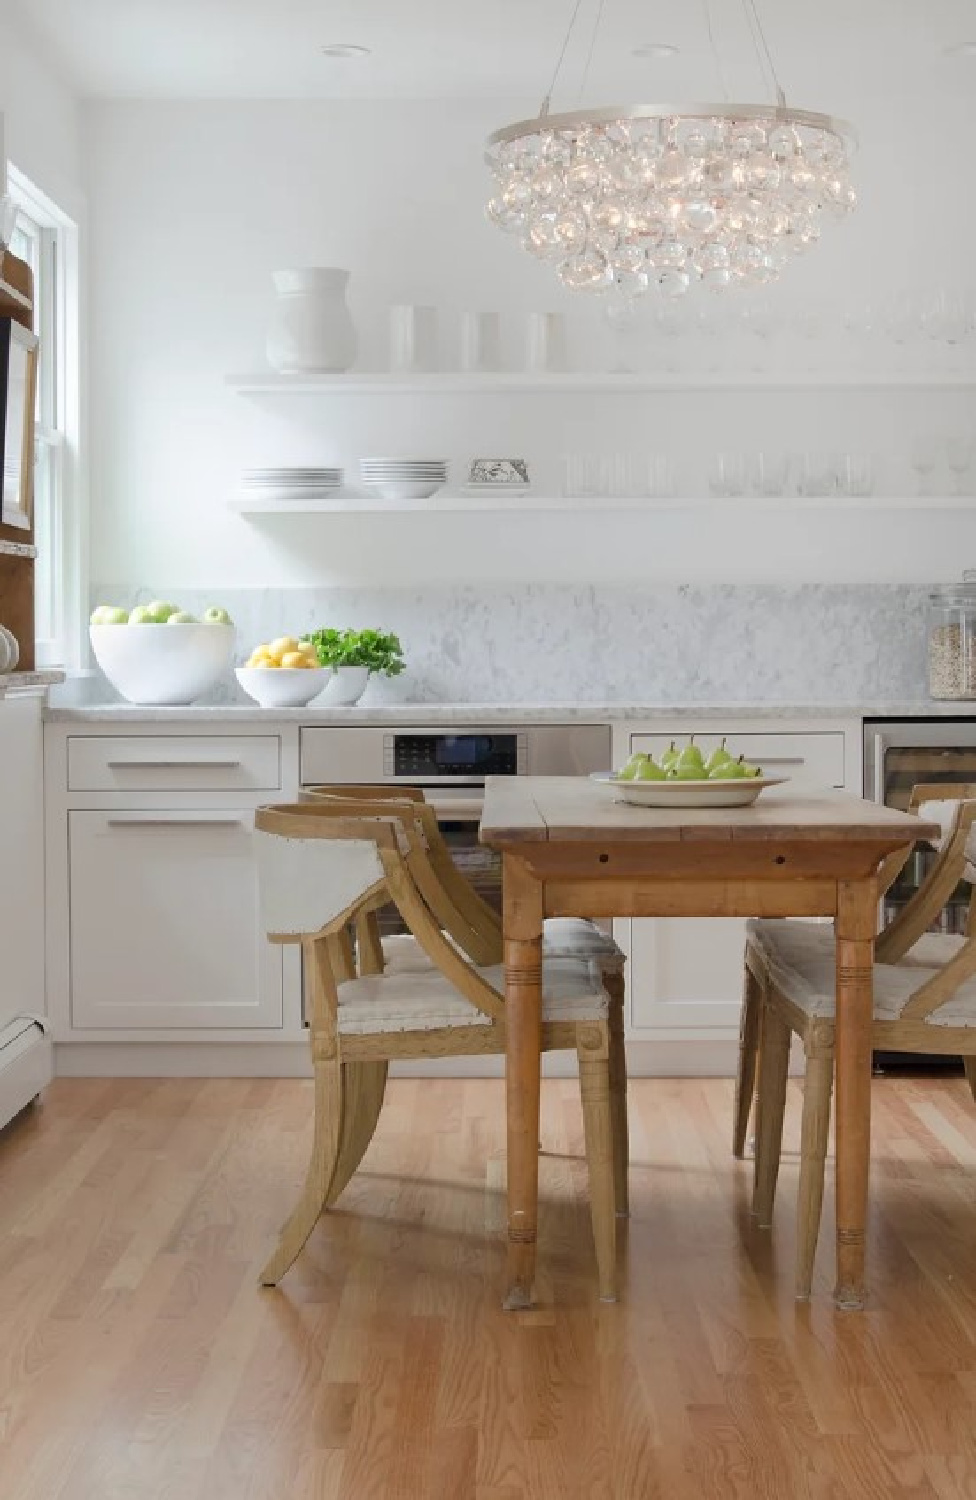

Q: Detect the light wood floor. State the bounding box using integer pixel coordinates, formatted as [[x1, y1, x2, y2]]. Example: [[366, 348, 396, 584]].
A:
[[3, 1077, 976, 1499]]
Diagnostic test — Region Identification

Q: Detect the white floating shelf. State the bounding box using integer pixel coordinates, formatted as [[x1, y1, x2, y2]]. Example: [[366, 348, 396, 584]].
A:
[[228, 493, 976, 517], [226, 370, 976, 396], [0, 539, 36, 558]]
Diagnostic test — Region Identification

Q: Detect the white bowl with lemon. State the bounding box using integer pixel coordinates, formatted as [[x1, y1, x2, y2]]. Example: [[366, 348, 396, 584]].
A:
[[90, 601, 236, 705], [236, 635, 332, 708]]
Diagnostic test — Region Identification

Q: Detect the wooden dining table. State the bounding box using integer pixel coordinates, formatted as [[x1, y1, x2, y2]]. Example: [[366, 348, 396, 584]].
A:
[[479, 776, 937, 1312]]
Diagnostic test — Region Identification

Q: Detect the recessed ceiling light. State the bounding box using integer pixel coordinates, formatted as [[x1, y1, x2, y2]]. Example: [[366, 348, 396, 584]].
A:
[[631, 42, 679, 59], [944, 41, 976, 57], [320, 43, 371, 58]]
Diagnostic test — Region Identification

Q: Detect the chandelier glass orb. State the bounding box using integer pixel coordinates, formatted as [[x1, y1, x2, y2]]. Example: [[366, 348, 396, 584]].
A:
[[485, 104, 856, 298]]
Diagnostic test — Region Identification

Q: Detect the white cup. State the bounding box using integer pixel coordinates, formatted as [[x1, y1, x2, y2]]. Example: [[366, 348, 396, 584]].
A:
[[459, 310, 501, 372], [389, 304, 438, 372], [525, 311, 568, 373]]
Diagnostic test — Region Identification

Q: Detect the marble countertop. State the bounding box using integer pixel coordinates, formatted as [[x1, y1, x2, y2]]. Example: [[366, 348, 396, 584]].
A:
[[43, 698, 976, 724], [1, 670, 65, 698]]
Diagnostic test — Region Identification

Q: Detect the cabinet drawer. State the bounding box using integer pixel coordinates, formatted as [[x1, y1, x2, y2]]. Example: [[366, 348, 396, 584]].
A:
[[630, 731, 845, 788], [67, 735, 281, 792]]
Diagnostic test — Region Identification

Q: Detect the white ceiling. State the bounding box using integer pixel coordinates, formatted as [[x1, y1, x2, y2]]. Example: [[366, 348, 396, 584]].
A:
[[11, 0, 976, 104]]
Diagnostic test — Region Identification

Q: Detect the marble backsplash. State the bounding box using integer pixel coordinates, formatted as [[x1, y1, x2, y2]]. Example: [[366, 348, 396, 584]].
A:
[[88, 582, 931, 705]]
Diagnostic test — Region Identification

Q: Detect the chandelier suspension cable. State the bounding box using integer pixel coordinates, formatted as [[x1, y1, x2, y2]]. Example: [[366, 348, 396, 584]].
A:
[[742, 0, 787, 107], [577, 0, 608, 102], [701, 0, 730, 103], [540, 0, 589, 116]]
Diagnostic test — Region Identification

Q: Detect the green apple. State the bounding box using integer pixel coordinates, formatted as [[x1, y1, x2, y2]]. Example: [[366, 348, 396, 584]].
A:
[[167, 610, 197, 624], [203, 606, 233, 625], [101, 606, 129, 625], [635, 757, 668, 781], [128, 605, 158, 624], [90, 604, 117, 625], [147, 600, 179, 622]]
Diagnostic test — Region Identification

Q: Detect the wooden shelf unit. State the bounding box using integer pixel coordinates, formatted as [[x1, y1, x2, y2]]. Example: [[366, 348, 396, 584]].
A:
[[0, 250, 36, 671]]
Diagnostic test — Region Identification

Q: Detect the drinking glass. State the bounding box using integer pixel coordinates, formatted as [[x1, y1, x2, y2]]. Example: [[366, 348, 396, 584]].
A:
[[647, 454, 676, 499], [748, 452, 790, 498], [797, 453, 837, 498], [708, 452, 746, 498], [562, 455, 608, 499], [837, 454, 875, 499]]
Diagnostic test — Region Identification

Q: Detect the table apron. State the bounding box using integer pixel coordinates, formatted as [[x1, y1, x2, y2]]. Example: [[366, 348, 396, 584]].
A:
[[540, 876, 840, 920], [507, 840, 899, 885]]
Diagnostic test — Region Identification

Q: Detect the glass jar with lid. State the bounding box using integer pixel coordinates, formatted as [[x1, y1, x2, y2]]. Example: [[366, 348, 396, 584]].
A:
[[928, 580, 976, 698]]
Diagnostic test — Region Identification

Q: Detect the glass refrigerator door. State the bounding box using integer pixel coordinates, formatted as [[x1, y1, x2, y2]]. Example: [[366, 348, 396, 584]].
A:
[[879, 745, 976, 938]]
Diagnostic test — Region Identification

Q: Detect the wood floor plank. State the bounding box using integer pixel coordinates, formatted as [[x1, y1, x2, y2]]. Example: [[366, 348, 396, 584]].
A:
[[5, 1076, 976, 1498]]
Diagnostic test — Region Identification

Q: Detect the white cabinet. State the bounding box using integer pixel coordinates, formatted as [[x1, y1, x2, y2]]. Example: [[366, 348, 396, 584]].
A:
[[68, 810, 283, 1030], [620, 719, 859, 1044]]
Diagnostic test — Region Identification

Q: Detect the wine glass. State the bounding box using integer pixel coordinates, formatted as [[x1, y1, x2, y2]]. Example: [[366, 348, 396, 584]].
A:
[[910, 436, 941, 498], [946, 436, 974, 497]]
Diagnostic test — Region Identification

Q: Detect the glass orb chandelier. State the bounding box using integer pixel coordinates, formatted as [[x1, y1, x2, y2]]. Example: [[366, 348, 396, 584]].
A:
[[484, 1, 856, 298]]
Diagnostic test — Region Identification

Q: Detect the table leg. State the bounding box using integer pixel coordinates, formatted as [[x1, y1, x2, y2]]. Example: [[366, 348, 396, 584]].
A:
[[833, 877, 877, 1311], [502, 853, 543, 1311]]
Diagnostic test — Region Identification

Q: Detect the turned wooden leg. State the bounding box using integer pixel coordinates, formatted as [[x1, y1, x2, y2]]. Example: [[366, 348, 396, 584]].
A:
[[260, 1049, 343, 1286], [734, 960, 763, 1159], [795, 1047, 834, 1300], [834, 879, 876, 1311], [752, 998, 791, 1228], [604, 969, 630, 1217], [577, 1022, 617, 1303], [503, 855, 543, 1311], [963, 1057, 976, 1105], [326, 1060, 389, 1207]]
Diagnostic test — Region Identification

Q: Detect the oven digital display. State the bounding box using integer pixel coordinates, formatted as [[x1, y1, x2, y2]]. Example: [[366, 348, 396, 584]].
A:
[[393, 733, 520, 777]]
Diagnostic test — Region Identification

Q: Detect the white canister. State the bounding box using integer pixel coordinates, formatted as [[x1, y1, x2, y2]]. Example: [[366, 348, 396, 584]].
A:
[[459, 310, 501, 372], [266, 267, 357, 374], [525, 311, 568, 373], [389, 304, 438, 372]]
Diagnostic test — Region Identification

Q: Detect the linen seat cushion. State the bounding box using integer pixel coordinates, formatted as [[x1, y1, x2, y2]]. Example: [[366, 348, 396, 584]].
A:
[[747, 919, 976, 1028], [380, 921, 623, 977], [338, 954, 609, 1036]]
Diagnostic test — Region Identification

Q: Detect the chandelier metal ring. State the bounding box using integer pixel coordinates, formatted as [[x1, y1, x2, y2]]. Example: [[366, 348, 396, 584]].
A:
[[487, 103, 856, 151]]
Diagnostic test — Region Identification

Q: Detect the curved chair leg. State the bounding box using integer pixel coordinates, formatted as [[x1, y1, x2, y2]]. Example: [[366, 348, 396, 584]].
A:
[[795, 1048, 834, 1300], [260, 1054, 343, 1286], [751, 1000, 791, 1228], [577, 1022, 617, 1303], [734, 961, 763, 1159], [326, 1060, 389, 1206], [963, 1057, 976, 1105], [604, 971, 630, 1217]]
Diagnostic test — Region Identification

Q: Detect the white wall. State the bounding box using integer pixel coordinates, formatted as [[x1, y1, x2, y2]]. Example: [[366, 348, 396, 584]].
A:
[[86, 94, 976, 592], [0, 8, 84, 215]]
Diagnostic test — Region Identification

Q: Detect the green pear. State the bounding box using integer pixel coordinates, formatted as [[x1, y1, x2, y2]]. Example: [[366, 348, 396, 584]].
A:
[[705, 737, 734, 776], [636, 756, 668, 781], [676, 737, 705, 775], [659, 741, 679, 770], [674, 761, 707, 780], [617, 752, 647, 782]]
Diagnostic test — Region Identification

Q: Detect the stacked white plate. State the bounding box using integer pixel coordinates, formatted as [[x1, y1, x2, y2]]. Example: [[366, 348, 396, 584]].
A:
[[240, 467, 343, 501], [359, 457, 448, 500]]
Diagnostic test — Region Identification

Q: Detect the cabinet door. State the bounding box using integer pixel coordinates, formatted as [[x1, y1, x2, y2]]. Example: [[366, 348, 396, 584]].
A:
[[625, 729, 844, 1038], [69, 811, 282, 1030]]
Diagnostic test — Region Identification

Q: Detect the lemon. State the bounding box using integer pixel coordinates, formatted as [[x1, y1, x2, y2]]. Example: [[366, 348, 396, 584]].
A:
[[280, 650, 310, 669], [269, 635, 298, 662]]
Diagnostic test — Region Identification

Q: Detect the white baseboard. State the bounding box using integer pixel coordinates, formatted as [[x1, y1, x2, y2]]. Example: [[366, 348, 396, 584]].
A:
[[53, 1036, 758, 1079]]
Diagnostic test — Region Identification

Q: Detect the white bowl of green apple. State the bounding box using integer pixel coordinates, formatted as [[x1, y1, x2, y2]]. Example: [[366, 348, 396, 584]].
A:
[[90, 601, 236, 705], [591, 739, 787, 808]]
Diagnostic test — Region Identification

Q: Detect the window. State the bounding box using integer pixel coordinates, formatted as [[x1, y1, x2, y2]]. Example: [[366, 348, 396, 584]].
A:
[[7, 168, 80, 667]]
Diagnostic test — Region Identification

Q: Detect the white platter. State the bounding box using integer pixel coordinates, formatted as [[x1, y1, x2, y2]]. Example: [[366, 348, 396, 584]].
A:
[[589, 771, 787, 808]]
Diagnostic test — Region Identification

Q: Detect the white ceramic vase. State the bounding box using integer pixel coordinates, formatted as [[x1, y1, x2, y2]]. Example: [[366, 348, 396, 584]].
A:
[[322, 666, 370, 706], [266, 267, 357, 374]]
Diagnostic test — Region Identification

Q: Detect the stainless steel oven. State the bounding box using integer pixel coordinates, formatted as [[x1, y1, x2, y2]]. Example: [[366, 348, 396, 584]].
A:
[[299, 724, 612, 931], [864, 718, 976, 1071]]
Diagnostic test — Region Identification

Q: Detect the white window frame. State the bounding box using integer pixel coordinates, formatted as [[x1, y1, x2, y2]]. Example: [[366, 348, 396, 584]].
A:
[[7, 166, 84, 669]]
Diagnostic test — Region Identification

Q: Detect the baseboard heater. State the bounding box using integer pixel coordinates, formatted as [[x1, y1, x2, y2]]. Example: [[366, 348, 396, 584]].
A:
[[0, 1016, 53, 1132]]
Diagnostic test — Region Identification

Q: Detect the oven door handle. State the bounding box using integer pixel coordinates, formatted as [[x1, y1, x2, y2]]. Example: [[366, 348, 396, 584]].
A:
[[423, 793, 486, 821]]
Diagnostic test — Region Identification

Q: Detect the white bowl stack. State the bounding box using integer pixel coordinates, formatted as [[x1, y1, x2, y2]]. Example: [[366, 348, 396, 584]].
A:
[[359, 457, 448, 500], [240, 467, 343, 501]]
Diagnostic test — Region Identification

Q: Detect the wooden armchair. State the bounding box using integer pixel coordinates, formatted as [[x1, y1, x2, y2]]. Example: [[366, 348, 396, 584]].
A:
[[254, 801, 623, 1300], [304, 783, 630, 1212], [735, 784, 976, 1298]]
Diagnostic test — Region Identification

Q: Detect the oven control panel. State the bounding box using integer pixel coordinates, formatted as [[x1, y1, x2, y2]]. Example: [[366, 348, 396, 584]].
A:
[[385, 733, 526, 779]]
